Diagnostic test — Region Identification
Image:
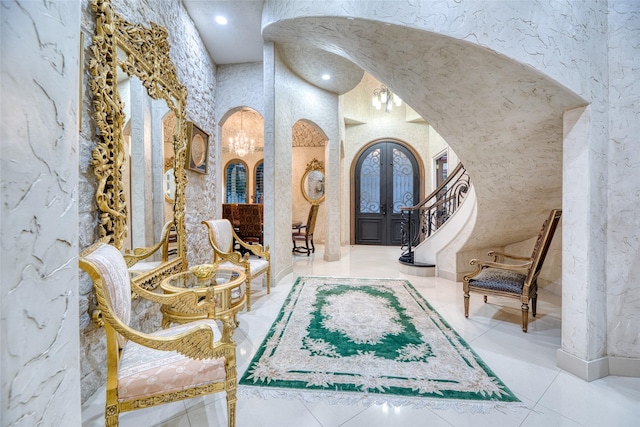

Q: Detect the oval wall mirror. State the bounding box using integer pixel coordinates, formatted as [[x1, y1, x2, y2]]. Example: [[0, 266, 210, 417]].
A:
[[301, 158, 325, 204]]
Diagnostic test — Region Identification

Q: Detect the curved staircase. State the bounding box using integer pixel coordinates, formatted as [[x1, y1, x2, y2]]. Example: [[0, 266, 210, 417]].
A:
[[399, 163, 474, 278]]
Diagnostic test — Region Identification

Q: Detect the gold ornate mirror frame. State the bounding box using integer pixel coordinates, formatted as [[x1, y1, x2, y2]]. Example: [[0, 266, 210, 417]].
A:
[[89, 0, 187, 288], [301, 158, 325, 205]]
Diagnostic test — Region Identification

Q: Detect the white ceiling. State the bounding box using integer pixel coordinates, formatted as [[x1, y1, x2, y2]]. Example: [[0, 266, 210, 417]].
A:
[[182, 0, 265, 65], [182, 0, 364, 94]]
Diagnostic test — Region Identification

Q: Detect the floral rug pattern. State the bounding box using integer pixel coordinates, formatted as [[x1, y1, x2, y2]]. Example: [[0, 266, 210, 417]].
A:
[[239, 276, 520, 410]]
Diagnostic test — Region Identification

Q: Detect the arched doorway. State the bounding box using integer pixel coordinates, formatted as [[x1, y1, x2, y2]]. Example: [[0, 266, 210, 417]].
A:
[[354, 140, 420, 245]]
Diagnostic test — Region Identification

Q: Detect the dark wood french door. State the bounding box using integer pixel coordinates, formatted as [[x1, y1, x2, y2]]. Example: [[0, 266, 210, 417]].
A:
[[355, 141, 419, 245]]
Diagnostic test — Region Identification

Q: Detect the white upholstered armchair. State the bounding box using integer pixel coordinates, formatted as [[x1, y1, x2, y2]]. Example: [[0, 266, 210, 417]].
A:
[[79, 240, 237, 427], [202, 219, 271, 311]]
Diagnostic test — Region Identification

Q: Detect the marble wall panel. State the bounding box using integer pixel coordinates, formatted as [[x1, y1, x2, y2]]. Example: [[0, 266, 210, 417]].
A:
[[562, 105, 608, 362], [605, 1, 640, 359], [1, 1, 81, 424]]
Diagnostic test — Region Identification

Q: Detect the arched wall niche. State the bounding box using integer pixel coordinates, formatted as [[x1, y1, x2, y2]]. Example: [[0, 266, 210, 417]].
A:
[[292, 119, 328, 245], [220, 107, 265, 203]]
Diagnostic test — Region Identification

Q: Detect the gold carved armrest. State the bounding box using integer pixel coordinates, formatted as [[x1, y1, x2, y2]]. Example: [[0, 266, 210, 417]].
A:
[[231, 228, 270, 260], [211, 242, 249, 265], [123, 241, 165, 267], [123, 222, 174, 267], [103, 309, 234, 359], [487, 251, 532, 263]]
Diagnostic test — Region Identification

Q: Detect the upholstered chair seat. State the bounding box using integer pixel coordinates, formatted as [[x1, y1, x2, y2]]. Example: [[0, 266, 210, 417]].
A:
[[218, 257, 269, 278], [467, 268, 527, 294]]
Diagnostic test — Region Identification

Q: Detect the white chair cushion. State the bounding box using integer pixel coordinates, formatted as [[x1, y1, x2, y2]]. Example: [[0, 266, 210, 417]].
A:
[[117, 320, 226, 401], [128, 260, 161, 278], [219, 257, 268, 277]]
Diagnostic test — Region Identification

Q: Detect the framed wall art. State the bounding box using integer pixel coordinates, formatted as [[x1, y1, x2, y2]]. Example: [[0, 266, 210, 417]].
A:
[[186, 122, 209, 174]]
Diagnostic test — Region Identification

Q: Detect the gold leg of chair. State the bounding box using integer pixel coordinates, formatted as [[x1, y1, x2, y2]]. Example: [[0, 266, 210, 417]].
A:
[[521, 303, 529, 333], [105, 404, 119, 427], [226, 379, 237, 427], [245, 278, 252, 311], [227, 398, 236, 427], [225, 357, 237, 427], [266, 269, 271, 294]]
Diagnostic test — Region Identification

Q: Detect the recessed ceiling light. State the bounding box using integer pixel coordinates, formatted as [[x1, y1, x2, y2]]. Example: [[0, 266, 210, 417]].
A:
[[322, 74, 331, 80], [215, 15, 228, 25]]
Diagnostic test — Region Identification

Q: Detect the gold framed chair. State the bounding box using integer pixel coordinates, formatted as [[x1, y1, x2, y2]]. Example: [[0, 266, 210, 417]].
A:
[[124, 220, 178, 278], [463, 209, 562, 332], [202, 219, 270, 311], [292, 204, 319, 256], [79, 240, 237, 427]]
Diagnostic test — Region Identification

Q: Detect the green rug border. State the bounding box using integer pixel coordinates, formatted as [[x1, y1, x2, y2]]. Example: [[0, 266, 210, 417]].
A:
[[239, 275, 520, 406]]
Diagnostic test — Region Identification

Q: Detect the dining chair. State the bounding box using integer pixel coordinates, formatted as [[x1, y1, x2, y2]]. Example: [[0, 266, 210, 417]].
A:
[[292, 204, 319, 256]]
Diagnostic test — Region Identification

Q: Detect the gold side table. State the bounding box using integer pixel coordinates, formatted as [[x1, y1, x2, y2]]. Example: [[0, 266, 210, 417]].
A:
[[160, 266, 246, 329]]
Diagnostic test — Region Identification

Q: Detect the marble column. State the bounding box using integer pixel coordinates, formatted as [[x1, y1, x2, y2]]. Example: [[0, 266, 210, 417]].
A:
[[323, 103, 342, 262]]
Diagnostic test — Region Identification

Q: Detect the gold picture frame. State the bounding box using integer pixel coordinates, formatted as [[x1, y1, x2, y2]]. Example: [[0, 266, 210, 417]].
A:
[[186, 122, 209, 174]]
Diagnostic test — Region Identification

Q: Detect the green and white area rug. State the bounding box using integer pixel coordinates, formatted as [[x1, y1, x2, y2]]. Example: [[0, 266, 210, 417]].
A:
[[239, 276, 520, 411]]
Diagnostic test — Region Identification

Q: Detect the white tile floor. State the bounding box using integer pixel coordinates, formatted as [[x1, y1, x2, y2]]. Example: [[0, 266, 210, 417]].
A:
[[82, 245, 640, 427]]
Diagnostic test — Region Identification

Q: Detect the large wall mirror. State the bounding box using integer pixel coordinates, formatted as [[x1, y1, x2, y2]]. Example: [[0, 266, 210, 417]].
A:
[[301, 158, 325, 205], [89, 0, 188, 289]]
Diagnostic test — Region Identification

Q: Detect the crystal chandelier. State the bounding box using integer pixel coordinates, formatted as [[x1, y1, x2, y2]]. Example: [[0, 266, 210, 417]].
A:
[[372, 85, 402, 113], [229, 110, 255, 157]]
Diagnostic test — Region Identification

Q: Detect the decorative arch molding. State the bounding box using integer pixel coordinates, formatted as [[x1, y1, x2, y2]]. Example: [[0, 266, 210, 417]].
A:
[[292, 119, 328, 147]]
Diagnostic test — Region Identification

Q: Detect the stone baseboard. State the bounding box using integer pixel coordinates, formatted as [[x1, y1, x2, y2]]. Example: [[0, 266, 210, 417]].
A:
[[557, 349, 640, 381]]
